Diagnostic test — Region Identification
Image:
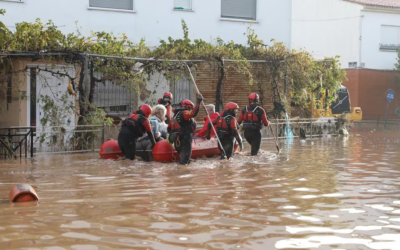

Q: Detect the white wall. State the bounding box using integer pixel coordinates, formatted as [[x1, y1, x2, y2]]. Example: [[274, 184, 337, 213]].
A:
[[138, 72, 169, 107], [292, 0, 362, 68], [0, 0, 292, 47], [361, 10, 400, 70]]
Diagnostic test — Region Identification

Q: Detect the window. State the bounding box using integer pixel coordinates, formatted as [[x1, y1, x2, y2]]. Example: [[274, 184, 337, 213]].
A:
[[89, 0, 134, 11], [171, 74, 193, 103], [348, 62, 357, 68], [0, 0, 24, 3], [381, 25, 400, 45], [174, 0, 192, 10], [221, 0, 257, 20]]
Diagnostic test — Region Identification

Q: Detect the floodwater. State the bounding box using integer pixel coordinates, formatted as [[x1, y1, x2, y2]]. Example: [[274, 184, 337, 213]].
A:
[[1, 130, 400, 250]]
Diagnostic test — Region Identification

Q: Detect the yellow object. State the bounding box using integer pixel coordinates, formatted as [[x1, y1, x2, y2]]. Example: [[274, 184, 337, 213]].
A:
[[67, 78, 77, 97], [308, 90, 362, 121]]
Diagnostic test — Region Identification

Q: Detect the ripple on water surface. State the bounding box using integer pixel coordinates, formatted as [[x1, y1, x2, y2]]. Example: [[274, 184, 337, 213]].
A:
[[1, 130, 400, 249]]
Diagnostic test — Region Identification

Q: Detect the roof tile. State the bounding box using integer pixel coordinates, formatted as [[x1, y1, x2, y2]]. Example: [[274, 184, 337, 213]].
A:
[[344, 0, 400, 8]]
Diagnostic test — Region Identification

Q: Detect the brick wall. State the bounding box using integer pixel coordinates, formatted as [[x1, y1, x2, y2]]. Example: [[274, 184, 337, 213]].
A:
[[194, 63, 278, 122], [343, 69, 359, 107], [343, 69, 399, 120]]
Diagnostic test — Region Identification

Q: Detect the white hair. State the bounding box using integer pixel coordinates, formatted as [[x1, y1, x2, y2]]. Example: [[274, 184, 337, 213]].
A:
[[151, 105, 167, 120], [205, 104, 215, 112]]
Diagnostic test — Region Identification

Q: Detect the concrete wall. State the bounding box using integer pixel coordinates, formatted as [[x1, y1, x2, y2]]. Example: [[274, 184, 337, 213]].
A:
[[361, 9, 400, 70], [0, 59, 29, 127], [0, 0, 292, 47], [343, 69, 400, 119], [292, 0, 362, 67], [0, 58, 79, 128]]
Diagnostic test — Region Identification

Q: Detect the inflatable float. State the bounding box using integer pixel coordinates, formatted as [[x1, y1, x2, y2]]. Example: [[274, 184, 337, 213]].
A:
[[99, 137, 238, 162], [99, 139, 124, 160]]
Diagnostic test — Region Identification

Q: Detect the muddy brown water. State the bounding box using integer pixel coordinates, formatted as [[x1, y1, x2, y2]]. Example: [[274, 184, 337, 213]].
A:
[[1, 130, 400, 249]]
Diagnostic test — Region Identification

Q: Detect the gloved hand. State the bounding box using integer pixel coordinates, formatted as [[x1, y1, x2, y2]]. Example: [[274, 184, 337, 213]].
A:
[[196, 94, 203, 104], [166, 136, 173, 145], [239, 142, 244, 152], [239, 124, 244, 132]]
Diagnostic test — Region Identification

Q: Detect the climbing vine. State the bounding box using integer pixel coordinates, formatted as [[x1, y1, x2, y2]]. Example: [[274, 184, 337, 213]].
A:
[[0, 12, 347, 133]]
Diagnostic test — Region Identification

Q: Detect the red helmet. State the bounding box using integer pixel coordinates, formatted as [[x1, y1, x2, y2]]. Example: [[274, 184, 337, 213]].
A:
[[180, 99, 194, 109], [139, 104, 152, 118], [163, 92, 173, 100], [248, 93, 259, 102], [225, 102, 239, 111]]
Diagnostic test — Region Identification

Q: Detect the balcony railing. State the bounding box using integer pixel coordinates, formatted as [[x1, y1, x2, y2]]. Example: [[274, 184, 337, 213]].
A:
[[380, 44, 400, 51]]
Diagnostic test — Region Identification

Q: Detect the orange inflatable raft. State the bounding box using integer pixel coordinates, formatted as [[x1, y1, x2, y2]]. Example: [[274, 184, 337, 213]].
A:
[[99, 137, 238, 162]]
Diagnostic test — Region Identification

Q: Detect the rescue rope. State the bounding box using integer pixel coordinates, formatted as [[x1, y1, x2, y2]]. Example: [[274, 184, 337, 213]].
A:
[[185, 64, 228, 159]]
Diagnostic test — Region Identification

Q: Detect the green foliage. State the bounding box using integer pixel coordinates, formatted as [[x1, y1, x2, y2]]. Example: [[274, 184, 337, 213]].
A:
[[39, 93, 75, 128], [0, 9, 10, 51], [38, 92, 75, 145], [223, 27, 346, 116], [81, 104, 113, 127], [0, 14, 347, 128]]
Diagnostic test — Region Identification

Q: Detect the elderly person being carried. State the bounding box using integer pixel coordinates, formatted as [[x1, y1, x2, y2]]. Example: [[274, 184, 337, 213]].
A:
[[194, 104, 220, 138], [136, 104, 168, 161]]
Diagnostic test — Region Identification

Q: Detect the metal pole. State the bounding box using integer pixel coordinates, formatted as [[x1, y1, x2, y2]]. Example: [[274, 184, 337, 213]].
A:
[[25, 132, 27, 158], [377, 115, 380, 128], [30, 128, 33, 158], [310, 92, 313, 139], [385, 102, 390, 129]]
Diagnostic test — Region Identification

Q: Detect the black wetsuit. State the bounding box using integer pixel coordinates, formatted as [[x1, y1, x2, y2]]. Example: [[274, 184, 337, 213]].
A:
[[168, 104, 200, 165], [238, 104, 270, 156], [208, 110, 242, 159], [118, 112, 156, 160]]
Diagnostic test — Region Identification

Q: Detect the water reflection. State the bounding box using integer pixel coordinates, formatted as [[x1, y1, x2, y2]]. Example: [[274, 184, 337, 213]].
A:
[[1, 130, 400, 249]]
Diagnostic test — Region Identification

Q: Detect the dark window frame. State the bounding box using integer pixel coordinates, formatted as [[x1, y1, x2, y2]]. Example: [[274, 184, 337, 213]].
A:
[[221, 0, 257, 20]]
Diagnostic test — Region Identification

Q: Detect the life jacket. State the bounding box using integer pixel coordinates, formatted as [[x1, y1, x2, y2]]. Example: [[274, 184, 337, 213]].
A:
[[122, 114, 146, 136], [216, 114, 234, 137], [242, 105, 263, 128], [170, 111, 197, 134]]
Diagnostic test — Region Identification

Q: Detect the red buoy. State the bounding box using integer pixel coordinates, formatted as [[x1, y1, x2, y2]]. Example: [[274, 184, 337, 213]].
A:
[[152, 140, 178, 162], [99, 139, 124, 159], [9, 184, 39, 202]]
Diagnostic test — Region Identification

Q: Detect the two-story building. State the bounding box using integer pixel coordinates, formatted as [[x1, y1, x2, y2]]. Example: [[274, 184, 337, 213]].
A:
[[292, 0, 400, 119], [0, 0, 293, 128]]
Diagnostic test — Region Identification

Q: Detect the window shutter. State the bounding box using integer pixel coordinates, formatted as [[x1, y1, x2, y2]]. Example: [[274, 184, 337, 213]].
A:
[[381, 25, 400, 45], [221, 0, 256, 20], [89, 0, 134, 10], [174, 0, 192, 10]]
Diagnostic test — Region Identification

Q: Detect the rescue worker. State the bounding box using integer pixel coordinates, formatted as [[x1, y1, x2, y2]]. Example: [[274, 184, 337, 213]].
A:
[[238, 93, 270, 156], [118, 104, 157, 160], [158, 92, 173, 124], [168, 94, 203, 165], [206, 102, 243, 160], [195, 104, 219, 138]]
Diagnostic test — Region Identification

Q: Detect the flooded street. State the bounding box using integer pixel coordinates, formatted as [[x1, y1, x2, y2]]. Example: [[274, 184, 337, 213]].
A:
[[1, 130, 400, 249]]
